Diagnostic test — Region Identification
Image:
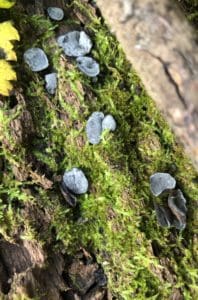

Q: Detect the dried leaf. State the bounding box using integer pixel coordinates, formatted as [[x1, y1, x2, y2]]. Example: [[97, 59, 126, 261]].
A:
[[0, 60, 16, 95], [0, 21, 19, 96], [0, 21, 19, 60]]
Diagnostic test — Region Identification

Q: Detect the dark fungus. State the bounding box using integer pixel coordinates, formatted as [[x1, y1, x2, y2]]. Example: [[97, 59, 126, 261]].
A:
[[60, 181, 77, 207], [154, 203, 173, 227], [168, 189, 187, 230], [154, 189, 187, 230]]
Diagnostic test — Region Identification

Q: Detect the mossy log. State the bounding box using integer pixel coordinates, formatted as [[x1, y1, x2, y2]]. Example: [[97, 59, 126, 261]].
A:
[[97, 0, 198, 170], [0, 0, 198, 299]]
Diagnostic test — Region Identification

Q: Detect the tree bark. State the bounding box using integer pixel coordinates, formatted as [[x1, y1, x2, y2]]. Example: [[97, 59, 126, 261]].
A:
[[20, 0, 66, 14], [0, 1, 197, 299], [97, 0, 198, 170]]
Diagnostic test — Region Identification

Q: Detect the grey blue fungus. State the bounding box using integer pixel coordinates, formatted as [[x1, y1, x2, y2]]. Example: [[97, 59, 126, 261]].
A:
[[154, 203, 173, 227], [47, 7, 64, 21], [150, 172, 176, 196], [102, 114, 117, 131], [168, 189, 187, 230], [57, 31, 92, 57], [76, 56, 100, 77], [45, 73, 57, 95], [86, 112, 104, 145], [63, 167, 88, 194], [23, 48, 49, 72]]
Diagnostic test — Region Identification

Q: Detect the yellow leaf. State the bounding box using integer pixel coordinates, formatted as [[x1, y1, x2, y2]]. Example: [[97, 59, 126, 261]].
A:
[[0, 0, 15, 9], [0, 1, 19, 96], [0, 21, 19, 61], [0, 60, 16, 95]]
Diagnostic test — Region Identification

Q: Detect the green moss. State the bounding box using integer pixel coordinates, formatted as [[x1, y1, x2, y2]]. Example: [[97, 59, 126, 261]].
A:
[[177, 0, 198, 27], [0, 1, 197, 299]]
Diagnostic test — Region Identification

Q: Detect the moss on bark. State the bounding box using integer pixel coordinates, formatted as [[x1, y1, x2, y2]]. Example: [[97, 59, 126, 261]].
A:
[[0, 1, 197, 299]]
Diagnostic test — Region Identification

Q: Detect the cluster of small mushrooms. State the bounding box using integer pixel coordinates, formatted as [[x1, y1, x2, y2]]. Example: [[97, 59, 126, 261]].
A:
[[150, 173, 187, 230], [23, 7, 187, 229], [23, 7, 116, 205], [23, 7, 100, 96]]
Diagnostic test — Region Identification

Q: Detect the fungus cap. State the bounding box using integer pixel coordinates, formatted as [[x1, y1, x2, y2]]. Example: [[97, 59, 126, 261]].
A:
[[24, 48, 49, 72], [86, 112, 104, 144], [45, 73, 57, 95], [76, 56, 100, 77], [150, 172, 176, 196], [57, 31, 92, 57], [47, 7, 64, 21], [63, 167, 88, 194], [102, 114, 117, 131]]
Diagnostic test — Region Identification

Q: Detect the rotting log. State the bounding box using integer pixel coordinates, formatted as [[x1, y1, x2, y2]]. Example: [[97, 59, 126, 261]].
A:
[[97, 0, 198, 170], [1, 0, 198, 299]]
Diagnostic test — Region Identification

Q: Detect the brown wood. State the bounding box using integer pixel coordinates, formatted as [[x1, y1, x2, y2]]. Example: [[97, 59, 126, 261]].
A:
[[19, 0, 66, 14], [97, 0, 198, 170]]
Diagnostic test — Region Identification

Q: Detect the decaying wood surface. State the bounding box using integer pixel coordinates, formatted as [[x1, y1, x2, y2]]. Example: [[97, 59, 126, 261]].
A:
[[97, 0, 198, 170], [20, 0, 66, 14]]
